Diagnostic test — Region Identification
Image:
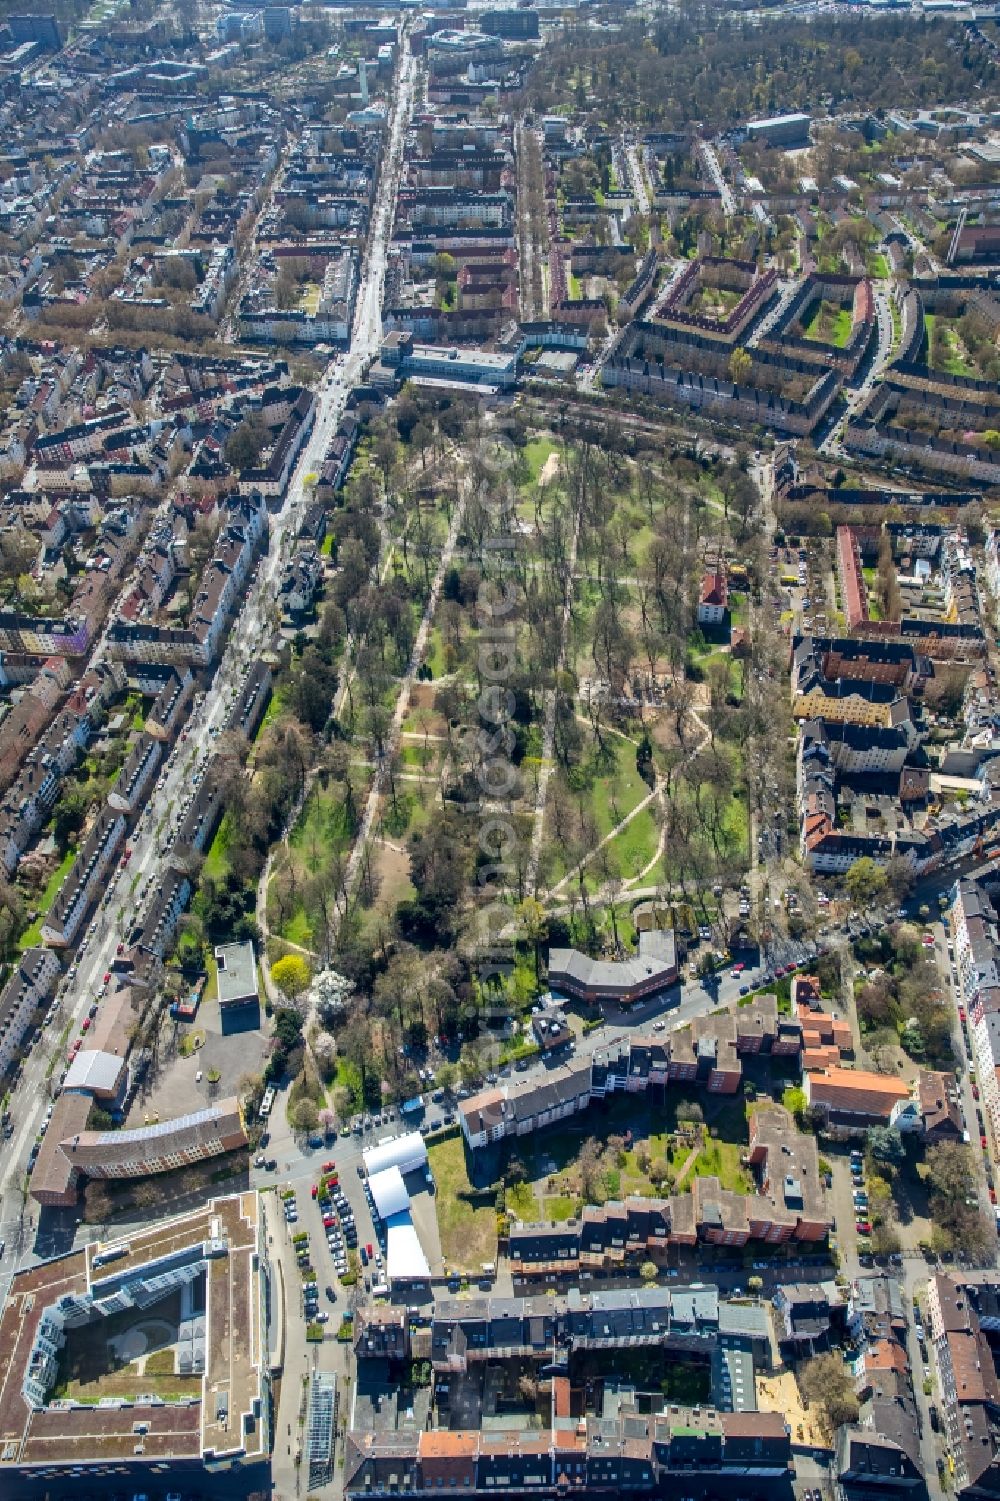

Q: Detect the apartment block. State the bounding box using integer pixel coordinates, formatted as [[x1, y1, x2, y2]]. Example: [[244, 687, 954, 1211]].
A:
[[461, 994, 800, 1151], [0, 947, 60, 1079], [40, 805, 125, 947]]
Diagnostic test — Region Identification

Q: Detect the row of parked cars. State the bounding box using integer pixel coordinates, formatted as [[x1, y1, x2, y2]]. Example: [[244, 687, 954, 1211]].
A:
[[317, 1171, 357, 1281], [851, 1151, 872, 1243]]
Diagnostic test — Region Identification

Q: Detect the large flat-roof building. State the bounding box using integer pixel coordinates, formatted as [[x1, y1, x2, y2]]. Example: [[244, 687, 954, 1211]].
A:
[[746, 112, 811, 147], [0, 1194, 270, 1498], [214, 940, 259, 1010], [31, 1089, 247, 1207]]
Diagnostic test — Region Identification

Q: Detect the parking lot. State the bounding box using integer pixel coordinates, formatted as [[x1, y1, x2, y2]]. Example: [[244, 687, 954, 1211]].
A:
[[126, 995, 268, 1128]]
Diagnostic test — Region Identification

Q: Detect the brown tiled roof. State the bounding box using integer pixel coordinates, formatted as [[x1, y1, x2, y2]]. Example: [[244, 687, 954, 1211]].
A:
[[807, 1065, 909, 1118]]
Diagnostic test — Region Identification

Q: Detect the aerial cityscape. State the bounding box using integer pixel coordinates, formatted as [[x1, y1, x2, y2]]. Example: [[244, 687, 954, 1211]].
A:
[[1, 0, 1000, 1497]]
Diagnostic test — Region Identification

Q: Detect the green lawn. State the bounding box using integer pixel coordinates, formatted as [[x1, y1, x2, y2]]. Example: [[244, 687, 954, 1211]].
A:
[[256, 683, 288, 739], [203, 813, 232, 882], [290, 781, 355, 874], [506, 1181, 537, 1219], [428, 1135, 497, 1272], [924, 312, 978, 378], [689, 1135, 753, 1193], [547, 735, 651, 885], [801, 299, 854, 349], [522, 437, 559, 486], [590, 807, 659, 890], [867, 251, 889, 279], [18, 848, 75, 950]]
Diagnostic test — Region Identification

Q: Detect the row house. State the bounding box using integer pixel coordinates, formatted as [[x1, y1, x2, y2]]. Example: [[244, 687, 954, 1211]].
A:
[[0, 660, 124, 873], [144, 665, 193, 741], [462, 995, 801, 1150], [107, 494, 266, 667], [236, 390, 315, 499], [33, 407, 132, 466], [507, 1104, 828, 1278], [0, 707, 89, 871], [172, 774, 225, 860], [0, 610, 91, 657], [926, 1274, 1000, 1498], [426, 1285, 769, 1374], [41, 805, 125, 947], [107, 732, 161, 814], [345, 1410, 791, 1498], [0, 946, 60, 1079]]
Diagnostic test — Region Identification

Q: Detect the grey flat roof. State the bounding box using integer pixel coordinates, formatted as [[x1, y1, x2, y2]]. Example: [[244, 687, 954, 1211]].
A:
[[214, 941, 258, 1006]]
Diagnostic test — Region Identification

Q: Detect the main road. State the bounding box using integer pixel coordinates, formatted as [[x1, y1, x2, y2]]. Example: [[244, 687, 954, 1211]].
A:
[[0, 43, 419, 1284]]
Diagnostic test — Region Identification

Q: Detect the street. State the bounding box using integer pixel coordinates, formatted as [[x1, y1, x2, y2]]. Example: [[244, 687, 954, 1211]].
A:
[[0, 42, 418, 1294]]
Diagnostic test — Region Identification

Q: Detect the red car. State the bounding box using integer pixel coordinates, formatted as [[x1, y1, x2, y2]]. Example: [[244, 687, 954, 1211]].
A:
[[959, 1007, 967, 1023], [856, 1221, 872, 1234], [366, 1243, 373, 1258], [322, 1160, 336, 1173], [81, 1017, 90, 1032], [103, 971, 111, 985], [311, 1185, 318, 1200], [323, 1215, 335, 1228], [991, 1190, 997, 1206], [973, 1084, 981, 1100], [982, 1136, 989, 1151], [116, 942, 124, 955]]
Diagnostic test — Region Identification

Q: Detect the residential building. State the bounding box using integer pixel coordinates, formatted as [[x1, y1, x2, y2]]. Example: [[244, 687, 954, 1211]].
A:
[[0, 947, 60, 1080], [0, 1196, 269, 1492], [926, 1273, 1000, 1497], [461, 995, 801, 1151], [345, 1409, 791, 1497], [40, 806, 125, 947], [803, 1066, 912, 1131], [918, 1069, 964, 1143], [697, 571, 729, 625]]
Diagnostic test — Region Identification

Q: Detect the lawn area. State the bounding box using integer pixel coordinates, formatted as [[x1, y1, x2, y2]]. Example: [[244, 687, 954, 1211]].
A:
[[590, 806, 660, 890], [256, 683, 288, 739], [18, 848, 75, 949], [202, 813, 232, 883], [289, 780, 356, 874], [546, 733, 652, 885], [867, 251, 889, 279], [203, 949, 219, 1004], [424, 625, 447, 679], [801, 298, 853, 348], [427, 1135, 498, 1272], [689, 1135, 753, 1193], [521, 436, 559, 486], [925, 312, 978, 378], [506, 1181, 538, 1219]]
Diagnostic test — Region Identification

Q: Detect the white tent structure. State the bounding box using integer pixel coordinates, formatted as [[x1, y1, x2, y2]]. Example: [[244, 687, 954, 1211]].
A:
[[363, 1131, 428, 1179], [386, 1218, 431, 1284], [368, 1165, 410, 1221]]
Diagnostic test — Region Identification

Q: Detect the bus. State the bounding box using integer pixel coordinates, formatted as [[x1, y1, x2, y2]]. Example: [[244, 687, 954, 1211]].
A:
[[259, 1086, 276, 1119]]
